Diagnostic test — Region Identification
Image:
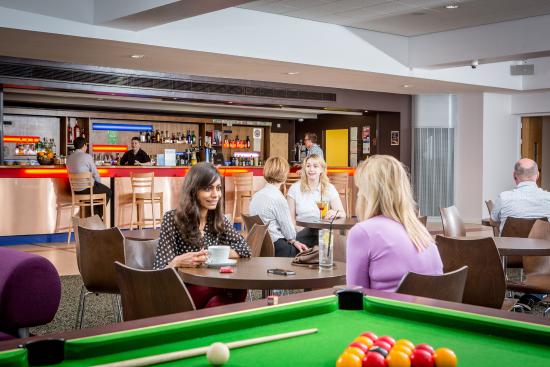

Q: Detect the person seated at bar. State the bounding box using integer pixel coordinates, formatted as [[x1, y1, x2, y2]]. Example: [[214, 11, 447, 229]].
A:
[[119, 137, 151, 166], [66, 137, 112, 219], [153, 162, 251, 309], [347, 155, 443, 292], [491, 158, 550, 232], [287, 154, 345, 246], [250, 156, 309, 257]]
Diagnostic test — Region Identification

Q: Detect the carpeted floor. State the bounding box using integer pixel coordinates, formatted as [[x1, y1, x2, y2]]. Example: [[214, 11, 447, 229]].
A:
[[30, 273, 548, 337]]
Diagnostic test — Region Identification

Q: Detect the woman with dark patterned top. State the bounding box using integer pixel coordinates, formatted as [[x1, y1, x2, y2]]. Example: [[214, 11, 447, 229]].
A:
[[153, 162, 251, 308]]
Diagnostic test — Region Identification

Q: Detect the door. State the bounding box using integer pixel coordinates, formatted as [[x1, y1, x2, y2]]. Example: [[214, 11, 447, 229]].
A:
[[521, 117, 543, 186]]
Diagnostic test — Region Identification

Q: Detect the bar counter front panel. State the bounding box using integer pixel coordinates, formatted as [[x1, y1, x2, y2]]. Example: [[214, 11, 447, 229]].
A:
[[0, 166, 354, 237]]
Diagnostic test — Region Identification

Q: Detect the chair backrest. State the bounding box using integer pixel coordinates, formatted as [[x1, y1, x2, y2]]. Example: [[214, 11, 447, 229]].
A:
[[283, 173, 300, 195], [241, 214, 264, 233], [396, 266, 468, 303], [260, 234, 276, 257], [114, 261, 195, 321], [501, 217, 547, 237], [418, 216, 428, 227], [124, 238, 159, 270], [72, 215, 106, 272], [439, 206, 466, 237], [526, 220, 550, 274], [77, 226, 125, 294], [484, 200, 500, 237], [246, 224, 269, 257], [485, 200, 494, 214], [435, 235, 505, 308], [328, 173, 350, 216], [130, 171, 155, 196], [69, 172, 94, 193], [233, 172, 253, 193]]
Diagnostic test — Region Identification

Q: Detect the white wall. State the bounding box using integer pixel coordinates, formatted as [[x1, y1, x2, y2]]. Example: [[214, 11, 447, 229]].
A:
[[455, 93, 484, 222], [542, 117, 550, 191], [482, 93, 520, 217], [511, 91, 550, 115], [412, 95, 455, 128]]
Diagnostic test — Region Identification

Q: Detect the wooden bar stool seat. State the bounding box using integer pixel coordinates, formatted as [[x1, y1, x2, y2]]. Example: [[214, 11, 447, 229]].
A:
[[283, 173, 300, 196], [130, 172, 164, 230], [67, 172, 107, 243], [232, 172, 254, 227]]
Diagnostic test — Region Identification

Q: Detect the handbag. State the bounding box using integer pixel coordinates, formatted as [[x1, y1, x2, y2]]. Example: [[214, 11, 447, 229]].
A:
[[291, 246, 319, 268]]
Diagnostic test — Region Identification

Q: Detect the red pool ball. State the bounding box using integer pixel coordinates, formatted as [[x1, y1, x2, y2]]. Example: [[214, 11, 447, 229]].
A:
[[377, 336, 396, 348], [362, 351, 386, 367], [411, 349, 434, 367], [361, 332, 379, 342], [350, 342, 371, 354], [415, 344, 435, 355], [373, 340, 392, 351]]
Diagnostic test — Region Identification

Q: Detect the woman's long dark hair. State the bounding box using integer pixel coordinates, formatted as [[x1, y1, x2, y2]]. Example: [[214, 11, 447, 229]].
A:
[[175, 162, 225, 248]]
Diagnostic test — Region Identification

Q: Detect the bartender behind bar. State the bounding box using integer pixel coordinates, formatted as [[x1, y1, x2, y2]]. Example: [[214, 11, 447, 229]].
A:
[[119, 137, 151, 166]]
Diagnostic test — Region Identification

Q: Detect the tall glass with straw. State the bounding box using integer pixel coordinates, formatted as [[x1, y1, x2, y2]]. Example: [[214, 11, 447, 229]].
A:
[[319, 210, 338, 269]]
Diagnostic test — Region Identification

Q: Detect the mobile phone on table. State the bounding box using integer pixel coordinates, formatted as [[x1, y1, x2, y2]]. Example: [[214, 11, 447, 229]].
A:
[[267, 269, 296, 276]]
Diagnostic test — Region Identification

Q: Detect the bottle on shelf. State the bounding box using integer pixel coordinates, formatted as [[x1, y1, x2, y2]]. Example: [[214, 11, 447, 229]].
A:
[[146, 131, 151, 143], [246, 136, 251, 149], [186, 129, 191, 145], [81, 127, 86, 140], [235, 135, 241, 149], [155, 130, 161, 143], [73, 121, 81, 141], [67, 124, 73, 144], [223, 135, 229, 148], [191, 131, 196, 145], [140, 131, 146, 143], [164, 130, 170, 143]]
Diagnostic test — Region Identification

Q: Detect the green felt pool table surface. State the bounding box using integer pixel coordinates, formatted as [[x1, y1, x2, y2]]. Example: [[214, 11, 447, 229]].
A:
[[1, 291, 550, 367]]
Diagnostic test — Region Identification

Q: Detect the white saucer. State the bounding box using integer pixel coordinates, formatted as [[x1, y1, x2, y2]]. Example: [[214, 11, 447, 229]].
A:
[[205, 259, 237, 268]]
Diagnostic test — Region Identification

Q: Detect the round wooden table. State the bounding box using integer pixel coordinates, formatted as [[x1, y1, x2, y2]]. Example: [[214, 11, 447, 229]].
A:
[[178, 257, 346, 295], [494, 237, 550, 256], [123, 229, 160, 241], [296, 217, 357, 230]]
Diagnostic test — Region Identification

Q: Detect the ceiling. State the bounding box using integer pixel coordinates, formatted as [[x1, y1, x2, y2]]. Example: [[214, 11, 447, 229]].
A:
[[240, 0, 550, 36]]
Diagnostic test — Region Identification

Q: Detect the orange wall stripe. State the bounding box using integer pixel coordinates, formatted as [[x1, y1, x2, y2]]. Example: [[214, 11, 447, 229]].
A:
[[92, 145, 128, 152], [4, 136, 40, 143]]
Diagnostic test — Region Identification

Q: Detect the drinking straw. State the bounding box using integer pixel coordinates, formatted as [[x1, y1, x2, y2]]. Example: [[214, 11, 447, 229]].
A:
[[326, 210, 339, 262]]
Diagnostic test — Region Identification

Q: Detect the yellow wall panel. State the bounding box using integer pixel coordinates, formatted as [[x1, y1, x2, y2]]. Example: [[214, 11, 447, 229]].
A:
[[325, 129, 348, 166]]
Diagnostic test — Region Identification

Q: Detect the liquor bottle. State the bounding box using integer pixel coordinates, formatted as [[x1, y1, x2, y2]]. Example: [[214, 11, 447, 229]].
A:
[[67, 125, 73, 144], [155, 130, 161, 143], [223, 135, 229, 148], [235, 135, 240, 149], [145, 131, 151, 143], [191, 131, 196, 145], [246, 136, 250, 148], [73, 121, 81, 141], [140, 131, 146, 143], [81, 127, 86, 140], [198, 135, 202, 148], [186, 129, 191, 144], [165, 130, 170, 143]]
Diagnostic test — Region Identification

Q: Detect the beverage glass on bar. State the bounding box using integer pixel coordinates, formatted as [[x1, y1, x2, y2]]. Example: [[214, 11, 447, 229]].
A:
[[319, 229, 334, 269]]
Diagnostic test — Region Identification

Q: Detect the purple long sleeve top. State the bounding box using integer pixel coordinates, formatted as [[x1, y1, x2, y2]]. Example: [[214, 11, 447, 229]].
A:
[[346, 215, 443, 292]]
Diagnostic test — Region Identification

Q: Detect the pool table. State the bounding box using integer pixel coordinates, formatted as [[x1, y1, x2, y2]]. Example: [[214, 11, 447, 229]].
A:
[[0, 289, 549, 366]]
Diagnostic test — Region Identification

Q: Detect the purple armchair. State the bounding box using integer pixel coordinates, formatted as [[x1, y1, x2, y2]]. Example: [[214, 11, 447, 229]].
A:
[[0, 248, 61, 339]]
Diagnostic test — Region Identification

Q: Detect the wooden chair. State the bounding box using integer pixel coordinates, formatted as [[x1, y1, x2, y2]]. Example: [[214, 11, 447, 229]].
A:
[[124, 238, 159, 270], [130, 172, 164, 230], [114, 262, 195, 321], [484, 200, 500, 237], [507, 220, 550, 316], [71, 215, 106, 272], [232, 172, 253, 226], [418, 216, 428, 227], [67, 172, 107, 243], [501, 217, 548, 269], [435, 235, 508, 309], [396, 266, 468, 303], [246, 224, 269, 257], [439, 206, 466, 237], [241, 215, 276, 257], [283, 173, 300, 196], [75, 226, 125, 328], [242, 214, 264, 233], [328, 172, 351, 217]]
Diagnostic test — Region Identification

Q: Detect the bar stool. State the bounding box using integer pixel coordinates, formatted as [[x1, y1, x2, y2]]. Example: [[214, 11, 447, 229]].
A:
[[232, 172, 253, 227], [328, 172, 351, 216], [130, 172, 164, 230], [67, 172, 107, 243]]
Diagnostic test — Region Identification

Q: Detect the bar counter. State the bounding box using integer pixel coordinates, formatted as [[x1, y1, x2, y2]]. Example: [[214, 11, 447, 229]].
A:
[[0, 166, 355, 238]]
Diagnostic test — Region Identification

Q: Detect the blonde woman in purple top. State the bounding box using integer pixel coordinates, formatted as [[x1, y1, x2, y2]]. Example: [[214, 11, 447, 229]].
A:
[[346, 155, 443, 292]]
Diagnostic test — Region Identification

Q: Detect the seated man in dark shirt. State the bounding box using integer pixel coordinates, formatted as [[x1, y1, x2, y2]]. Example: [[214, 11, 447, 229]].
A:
[[119, 137, 151, 166]]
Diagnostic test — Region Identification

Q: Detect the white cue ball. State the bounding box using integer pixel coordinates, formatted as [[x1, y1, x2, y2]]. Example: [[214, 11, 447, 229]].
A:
[[206, 342, 230, 366]]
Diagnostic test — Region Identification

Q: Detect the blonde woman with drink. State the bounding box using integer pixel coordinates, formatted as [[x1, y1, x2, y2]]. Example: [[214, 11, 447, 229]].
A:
[[287, 154, 345, 246], [346, 155, 442, 291]]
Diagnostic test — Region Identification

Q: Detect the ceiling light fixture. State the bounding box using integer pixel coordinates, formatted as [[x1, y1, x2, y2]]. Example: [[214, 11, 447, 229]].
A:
[[130, 54, 145, 59], [402, 84, 411, 88], [445, 4, 459, 9], [286, 72, 300, 75]]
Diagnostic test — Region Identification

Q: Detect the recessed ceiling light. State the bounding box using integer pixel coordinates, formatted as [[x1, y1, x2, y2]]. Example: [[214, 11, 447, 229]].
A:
[[97, 98, 103, 101], [445, 4, 459, 9], [172, 97, 178, 100], [130, 54, 145, 59], [364, 110, 369, 113], [227, 101, 233, 104], [286, 72, 300, 75], [402, 84, 412, 88]]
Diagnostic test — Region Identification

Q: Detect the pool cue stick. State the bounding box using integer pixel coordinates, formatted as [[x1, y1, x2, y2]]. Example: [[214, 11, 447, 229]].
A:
[[94, 328, 318, 367]]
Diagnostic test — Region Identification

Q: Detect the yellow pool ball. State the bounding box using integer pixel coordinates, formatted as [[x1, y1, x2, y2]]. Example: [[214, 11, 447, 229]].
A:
[[434, 347, 458, 367], [394, 339, 415, 350], [336, 352, 362, 367], [353, 336, 374, 348], [386, 350, 411, 367]]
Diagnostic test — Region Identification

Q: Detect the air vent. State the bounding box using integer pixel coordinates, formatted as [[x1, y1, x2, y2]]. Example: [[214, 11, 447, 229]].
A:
[[0, 61, 336, 102]]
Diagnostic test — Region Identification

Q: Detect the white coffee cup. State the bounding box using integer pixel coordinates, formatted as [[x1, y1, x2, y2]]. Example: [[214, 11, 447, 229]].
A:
[[207, 245, 230, 264]]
